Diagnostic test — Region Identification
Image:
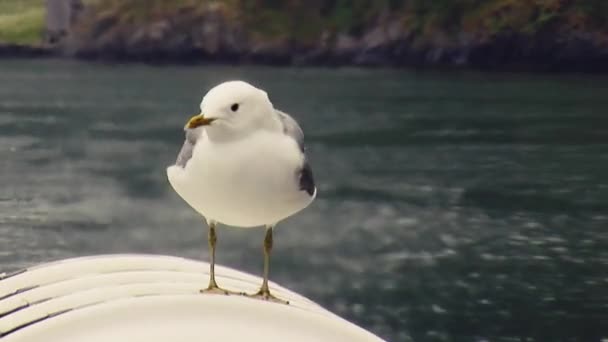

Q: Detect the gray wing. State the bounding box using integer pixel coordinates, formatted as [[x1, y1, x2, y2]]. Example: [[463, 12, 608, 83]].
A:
[[276, 110, 305, 152], [276, 110, 315, 196], [175, 128, 201, 168]]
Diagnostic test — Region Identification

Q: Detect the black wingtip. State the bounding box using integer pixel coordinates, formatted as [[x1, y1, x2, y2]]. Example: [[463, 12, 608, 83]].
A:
[[299, 162, 315, 196]]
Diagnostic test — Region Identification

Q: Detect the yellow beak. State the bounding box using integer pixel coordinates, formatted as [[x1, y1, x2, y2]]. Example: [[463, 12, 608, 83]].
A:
[[186, 114, 215, 129]]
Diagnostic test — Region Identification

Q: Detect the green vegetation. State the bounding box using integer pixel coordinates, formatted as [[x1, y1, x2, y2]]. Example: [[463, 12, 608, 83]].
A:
[[131, 0, 605, 44], [3, 0, 608, 45], [0, 0, 45, 45], [2, 0, 607, 66], [231, 0, 608, 41]]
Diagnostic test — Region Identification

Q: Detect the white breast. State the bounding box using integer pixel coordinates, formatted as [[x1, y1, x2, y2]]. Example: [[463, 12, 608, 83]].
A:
[[167, 130, 314, 227]]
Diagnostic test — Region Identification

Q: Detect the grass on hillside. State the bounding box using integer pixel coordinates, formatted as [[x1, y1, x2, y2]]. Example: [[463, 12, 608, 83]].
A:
[[0, 0, 45, 45]]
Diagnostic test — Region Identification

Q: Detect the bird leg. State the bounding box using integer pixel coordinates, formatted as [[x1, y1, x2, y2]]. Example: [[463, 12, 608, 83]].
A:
[[200, 222, 241, 295], [247, 226, 289, 304]]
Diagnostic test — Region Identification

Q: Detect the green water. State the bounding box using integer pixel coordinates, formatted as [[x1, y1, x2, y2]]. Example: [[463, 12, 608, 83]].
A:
[[1, 59, 607, 341]]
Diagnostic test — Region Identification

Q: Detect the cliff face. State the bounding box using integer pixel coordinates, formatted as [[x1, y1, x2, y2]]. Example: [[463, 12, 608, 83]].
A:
[[64, 0, 608, 71]]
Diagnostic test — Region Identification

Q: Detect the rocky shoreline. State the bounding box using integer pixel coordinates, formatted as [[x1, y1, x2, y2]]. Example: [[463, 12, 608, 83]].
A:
[[3, 33, 607, 73], [0, 44, 54, 58], [3, 3, 608, 72], [68, 28, 608, 72]]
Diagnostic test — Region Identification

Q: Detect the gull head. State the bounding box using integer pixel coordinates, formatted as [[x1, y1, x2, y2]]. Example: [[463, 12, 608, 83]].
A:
[[185, 81, 278, 141]]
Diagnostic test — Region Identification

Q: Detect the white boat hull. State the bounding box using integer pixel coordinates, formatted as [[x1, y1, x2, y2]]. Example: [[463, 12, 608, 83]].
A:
[[0, 254, 384, 342]]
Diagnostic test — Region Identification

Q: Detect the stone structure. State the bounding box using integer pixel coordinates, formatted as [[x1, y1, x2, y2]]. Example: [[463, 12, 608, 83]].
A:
[[45, 0, 82, 45]]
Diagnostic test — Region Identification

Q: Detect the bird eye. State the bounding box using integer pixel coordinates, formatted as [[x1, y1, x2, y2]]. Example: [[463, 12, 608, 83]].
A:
[[230, 103, 239, 112]]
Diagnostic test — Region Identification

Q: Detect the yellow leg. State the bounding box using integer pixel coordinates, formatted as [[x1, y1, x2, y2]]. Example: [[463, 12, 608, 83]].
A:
[[200, 222, 241, 295], [247, 226, 289, 304]]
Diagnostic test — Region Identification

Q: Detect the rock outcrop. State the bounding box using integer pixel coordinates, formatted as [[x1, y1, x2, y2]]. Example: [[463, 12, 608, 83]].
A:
[[27, 1, 608, 71], [0, 44, 53, 58]]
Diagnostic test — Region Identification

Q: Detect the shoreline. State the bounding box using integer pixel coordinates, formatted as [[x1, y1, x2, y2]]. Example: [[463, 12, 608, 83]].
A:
[[2, 41, 607, 74], [0, 44, 55, 58], [3, 1, 608, 73]]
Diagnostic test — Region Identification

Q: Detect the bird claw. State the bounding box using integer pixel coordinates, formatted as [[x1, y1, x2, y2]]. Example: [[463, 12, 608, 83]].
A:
[[246, 289, 290, 305], [200, 286, 244, 296]]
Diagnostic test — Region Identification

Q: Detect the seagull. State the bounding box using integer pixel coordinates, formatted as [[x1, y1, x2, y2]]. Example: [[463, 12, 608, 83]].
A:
[[167, 81, 316, 303]]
